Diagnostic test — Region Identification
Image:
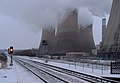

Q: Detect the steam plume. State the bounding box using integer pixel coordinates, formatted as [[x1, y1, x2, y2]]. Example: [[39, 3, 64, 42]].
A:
[[0, 0, 112, 30]]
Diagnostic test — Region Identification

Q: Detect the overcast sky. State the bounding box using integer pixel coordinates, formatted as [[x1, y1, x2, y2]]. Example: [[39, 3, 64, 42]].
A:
[[0, 0, 112, 49]]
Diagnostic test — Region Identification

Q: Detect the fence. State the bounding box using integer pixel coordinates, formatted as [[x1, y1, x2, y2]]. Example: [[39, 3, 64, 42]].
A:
[[111, 61, 120, 74]]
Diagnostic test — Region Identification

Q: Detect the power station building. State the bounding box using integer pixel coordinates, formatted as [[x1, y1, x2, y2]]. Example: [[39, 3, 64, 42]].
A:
[[39, 9, 95, 55], [100, 0, 120, 53]]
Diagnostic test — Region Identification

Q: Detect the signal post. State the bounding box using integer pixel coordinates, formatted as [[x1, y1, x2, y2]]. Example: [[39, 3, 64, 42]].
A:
[[8, 46, 14, 66]]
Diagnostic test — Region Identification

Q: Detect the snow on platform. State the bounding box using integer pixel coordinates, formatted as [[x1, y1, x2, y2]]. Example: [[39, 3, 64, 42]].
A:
[[0, 57, 43, 83]]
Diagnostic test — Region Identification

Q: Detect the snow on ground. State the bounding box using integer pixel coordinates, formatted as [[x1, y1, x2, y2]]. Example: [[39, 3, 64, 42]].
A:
[[18, 56, 120, 78], [0, 56, 44, 83]]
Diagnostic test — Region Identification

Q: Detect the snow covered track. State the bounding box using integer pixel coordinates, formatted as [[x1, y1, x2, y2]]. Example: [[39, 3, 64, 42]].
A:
[[14, 57, 69, 83], [13, 58, 48, 83], [14, 57, 119, 83]]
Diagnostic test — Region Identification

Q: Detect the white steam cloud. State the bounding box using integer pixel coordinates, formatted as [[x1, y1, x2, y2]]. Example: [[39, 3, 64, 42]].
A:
[[0, 0, 112, 30], [78, 7, 93, 26]]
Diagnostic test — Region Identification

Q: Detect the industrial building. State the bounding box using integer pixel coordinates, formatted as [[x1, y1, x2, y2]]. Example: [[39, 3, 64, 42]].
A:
[[39, 9, 95, 55]]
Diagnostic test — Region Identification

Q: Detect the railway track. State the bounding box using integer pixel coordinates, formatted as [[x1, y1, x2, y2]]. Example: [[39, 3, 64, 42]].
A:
[[14, 57, 86, 83], [14, 58, 69, 83], [14, 57, 120, 83]]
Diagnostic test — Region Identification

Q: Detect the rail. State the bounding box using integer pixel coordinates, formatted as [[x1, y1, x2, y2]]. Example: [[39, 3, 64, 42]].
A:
[[14, 57, 120, 83]]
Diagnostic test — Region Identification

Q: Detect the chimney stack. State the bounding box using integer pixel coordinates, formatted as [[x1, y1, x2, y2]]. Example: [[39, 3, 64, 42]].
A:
[[102, 18, 106, 42]]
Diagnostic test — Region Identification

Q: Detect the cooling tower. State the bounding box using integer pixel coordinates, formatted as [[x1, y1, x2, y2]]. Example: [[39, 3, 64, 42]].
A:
[[79, 24, 95, 53], [55, 9, 95, 53], [38, 8, 95, 54], [100, 0, 120, 52], [39, 26, 55, 54], [55, 9, 80, 53]]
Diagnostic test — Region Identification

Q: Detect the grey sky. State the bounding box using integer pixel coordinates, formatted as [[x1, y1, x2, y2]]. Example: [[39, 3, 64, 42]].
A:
[[0, 0, 112, 49]]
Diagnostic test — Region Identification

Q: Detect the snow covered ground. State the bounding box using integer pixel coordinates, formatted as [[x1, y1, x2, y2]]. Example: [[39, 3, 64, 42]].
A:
[[18, 56, 120, 78], [1, 55, 119, 83], [0, 56, 44, 83]]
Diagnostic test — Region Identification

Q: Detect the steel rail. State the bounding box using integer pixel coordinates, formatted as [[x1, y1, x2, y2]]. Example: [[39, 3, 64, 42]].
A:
[[14, 58, 68, 83]]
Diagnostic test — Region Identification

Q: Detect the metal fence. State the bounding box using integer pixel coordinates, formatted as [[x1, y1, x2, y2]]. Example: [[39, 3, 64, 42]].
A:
[[111, 61, 120, 74]]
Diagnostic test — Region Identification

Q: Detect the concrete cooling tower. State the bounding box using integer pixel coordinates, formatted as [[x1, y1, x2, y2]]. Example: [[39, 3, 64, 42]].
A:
[[38, 8, 95, 54], [79, 24, 95, 52], [55, 9, 95, 53], [55, 9, 80, 53], [100, 0, 120, 52], [39, 26, 55, 54]]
